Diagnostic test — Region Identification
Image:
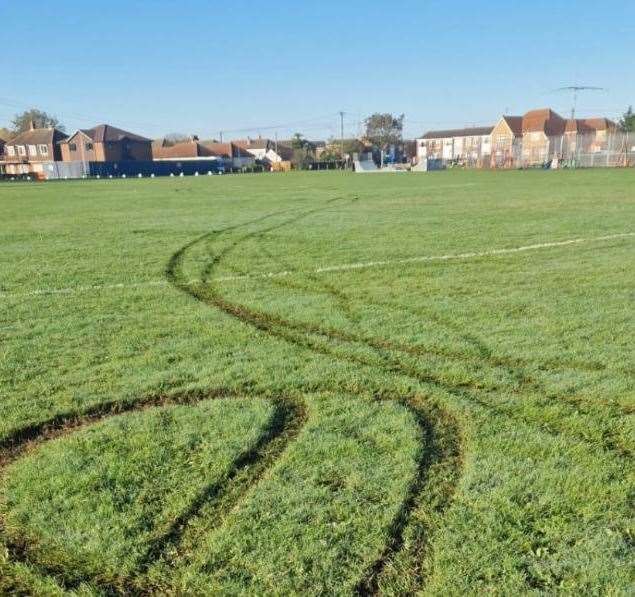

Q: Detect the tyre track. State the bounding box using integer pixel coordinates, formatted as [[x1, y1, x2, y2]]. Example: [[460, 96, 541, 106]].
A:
[[0, 387, 306, 594], [165, 206, 465, 593], [165, 201, 631, 592]]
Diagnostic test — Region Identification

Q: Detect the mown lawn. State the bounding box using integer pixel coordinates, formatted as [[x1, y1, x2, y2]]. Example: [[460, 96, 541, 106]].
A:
[[0, 169, 633, 594]]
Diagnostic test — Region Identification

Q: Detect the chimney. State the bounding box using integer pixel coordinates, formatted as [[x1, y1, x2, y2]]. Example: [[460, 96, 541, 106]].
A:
[[29, 120, 35, 131]]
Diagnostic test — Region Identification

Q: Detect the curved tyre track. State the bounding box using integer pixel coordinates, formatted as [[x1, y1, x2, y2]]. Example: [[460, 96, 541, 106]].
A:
[[0, 388, 306, 594], [165, 208, 464, 594]]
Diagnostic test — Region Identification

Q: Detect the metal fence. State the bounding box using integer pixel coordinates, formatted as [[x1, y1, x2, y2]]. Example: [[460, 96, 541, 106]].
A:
[[490, 131, 634, 169], [425, 131, 635, 170]]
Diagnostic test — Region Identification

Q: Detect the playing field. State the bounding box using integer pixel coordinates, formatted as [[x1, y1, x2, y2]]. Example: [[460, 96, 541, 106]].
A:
[[0, 169, 633, 595]]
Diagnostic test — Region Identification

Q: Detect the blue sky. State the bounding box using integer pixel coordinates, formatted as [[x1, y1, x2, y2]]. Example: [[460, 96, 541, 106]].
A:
[[2, 0, 633, 140]]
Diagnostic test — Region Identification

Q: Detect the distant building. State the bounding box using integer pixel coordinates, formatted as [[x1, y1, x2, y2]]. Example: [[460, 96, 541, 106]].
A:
[[519, 108, 567, 165], [203, 142, 255, 169], [564, 117, 617, 155], [233, 138, 294, 163], [417, 126, 493, 162], [490, 116, 523, 167], [152, 138, 219, 161], [3, 126, 68, 175], [60, 124, 152, 162]]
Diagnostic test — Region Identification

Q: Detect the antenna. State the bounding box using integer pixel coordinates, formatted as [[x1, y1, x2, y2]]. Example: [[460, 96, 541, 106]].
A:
[[554, 85, 605, 120]]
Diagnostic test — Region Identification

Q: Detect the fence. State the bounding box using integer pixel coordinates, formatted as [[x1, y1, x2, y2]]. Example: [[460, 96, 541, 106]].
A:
[[428, 131, 635, 170], [41, 159, 227, 180]]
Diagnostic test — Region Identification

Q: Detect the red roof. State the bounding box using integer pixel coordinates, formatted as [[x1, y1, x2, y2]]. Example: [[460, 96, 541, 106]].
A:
[[152, 140, 216, 159], [202, 142, 253, 159], [62, 124, 151, 144], [522, 109, 566, 136], [565, 117, 617, 134]]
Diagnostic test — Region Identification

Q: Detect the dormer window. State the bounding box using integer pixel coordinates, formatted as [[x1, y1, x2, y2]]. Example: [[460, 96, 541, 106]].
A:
[[17, 145, 26, 156], [6, 145, 15, 156], [39, 144, 48, 156], [28, 145, 37, 156]]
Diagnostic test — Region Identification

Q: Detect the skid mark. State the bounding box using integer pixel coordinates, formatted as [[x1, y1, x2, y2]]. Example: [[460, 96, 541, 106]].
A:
[[0, 387, 307, 594]]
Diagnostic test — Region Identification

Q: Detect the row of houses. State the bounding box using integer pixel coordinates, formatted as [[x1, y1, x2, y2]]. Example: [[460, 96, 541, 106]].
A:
[[416, 108, 620, 167], [0, 123, 304, 177]]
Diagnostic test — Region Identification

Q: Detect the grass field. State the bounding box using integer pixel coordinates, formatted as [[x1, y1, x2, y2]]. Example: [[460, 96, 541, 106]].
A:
[[0, 169, 633, 595]]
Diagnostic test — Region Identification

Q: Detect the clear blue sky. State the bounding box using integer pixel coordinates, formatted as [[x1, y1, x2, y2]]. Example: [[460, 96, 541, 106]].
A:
[[2, 0, 633, 140]]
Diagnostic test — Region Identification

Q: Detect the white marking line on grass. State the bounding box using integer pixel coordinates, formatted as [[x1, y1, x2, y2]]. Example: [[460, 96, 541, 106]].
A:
[[2, 232, 633, 300]]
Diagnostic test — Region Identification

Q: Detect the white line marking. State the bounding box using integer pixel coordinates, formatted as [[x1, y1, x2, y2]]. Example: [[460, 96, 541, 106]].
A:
[[2, 232, 633, 300]]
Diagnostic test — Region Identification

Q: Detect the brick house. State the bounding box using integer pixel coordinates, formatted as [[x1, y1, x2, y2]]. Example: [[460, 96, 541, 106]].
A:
[[490, 116, 523, 167], [152, 138, 218, 160], [60, 124, 152, 162], [519, 109, 567, 165], [417, 126, 493, 163], [564, 117, 617, 155], [3, 127, 68, 175]]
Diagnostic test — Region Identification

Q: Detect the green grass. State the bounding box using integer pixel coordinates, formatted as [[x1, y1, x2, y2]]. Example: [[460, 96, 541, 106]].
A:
[[0, 169, 633, 594]]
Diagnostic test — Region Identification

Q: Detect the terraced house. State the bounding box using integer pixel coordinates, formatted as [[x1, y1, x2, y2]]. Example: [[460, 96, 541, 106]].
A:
[[60, 124, 152, 162], [2, 126, 67, 175]]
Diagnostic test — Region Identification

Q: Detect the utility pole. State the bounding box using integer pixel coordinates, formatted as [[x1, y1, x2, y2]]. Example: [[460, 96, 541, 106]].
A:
[[339, 111, 345, 156], [219, 131, 223, 143]]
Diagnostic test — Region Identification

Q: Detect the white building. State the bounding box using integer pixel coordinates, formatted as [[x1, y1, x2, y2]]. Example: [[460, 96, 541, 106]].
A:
[[416, 126, 494, 163]]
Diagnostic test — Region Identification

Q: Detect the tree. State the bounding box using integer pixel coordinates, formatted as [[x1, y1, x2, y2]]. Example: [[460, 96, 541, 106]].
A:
[[290, 133, 314, 169], [163, 132, 192, 147], [0, 126, 12, 141], [364, 113, 404, 151], [290, 132, 309, 150], [321, 137, 364, 160], [11, 109, 64, 134], [619, 106, 635, 132]]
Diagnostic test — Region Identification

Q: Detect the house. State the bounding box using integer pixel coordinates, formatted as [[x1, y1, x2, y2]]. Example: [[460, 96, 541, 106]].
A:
[[564, 117, 617, 155], [520, 108, 567, 165], [0, 137, 5, 174], [490, 116, 523, 167], [417, 126, 493, 163], [152, 138, 219, 161], [3, 126, 68, 175], [492, 109, 617, 166], [203, 142, 255, 169], [60, 124, 152, 162], [233, 138, 294, 163]]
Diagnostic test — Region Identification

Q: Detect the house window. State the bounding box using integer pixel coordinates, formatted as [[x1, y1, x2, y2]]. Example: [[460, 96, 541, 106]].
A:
[[38, 144, 49, 156], [85, 142, 94, 151], [28, 144, 37, 156], [17, 145, 26, 156], [69, 143, 77, 151], [6, 145, 15, 156]]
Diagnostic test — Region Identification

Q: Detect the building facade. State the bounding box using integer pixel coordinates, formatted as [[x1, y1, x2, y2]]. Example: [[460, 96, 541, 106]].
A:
[[2, 127, 68, 175], [417, 126, 493, 164], [60, 124, 152, 162]]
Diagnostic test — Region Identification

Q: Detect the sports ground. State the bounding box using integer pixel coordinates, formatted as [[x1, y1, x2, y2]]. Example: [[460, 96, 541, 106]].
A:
[[0, 169, 633, 594]]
